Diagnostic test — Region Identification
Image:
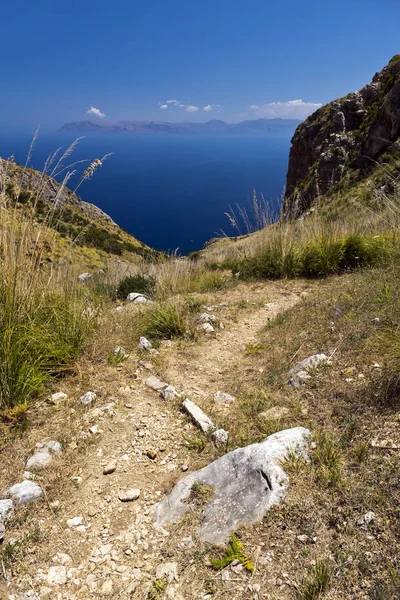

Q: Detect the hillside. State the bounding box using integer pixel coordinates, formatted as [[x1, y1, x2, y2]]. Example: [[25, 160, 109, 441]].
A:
[[1, 159, 158, 268], [59, 118, 301, 136], [283, 55, 400, 218]]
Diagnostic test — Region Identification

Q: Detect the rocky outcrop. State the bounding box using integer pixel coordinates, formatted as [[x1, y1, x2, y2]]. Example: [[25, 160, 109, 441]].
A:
[[283, 55, 400, 218]]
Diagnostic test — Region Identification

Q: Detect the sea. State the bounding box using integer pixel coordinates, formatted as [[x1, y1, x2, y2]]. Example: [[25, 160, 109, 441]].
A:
[[0, 132, 292, 254]]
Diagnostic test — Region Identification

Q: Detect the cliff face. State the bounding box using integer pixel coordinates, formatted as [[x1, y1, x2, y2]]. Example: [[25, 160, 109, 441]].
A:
[[282, 55, 400, 218]]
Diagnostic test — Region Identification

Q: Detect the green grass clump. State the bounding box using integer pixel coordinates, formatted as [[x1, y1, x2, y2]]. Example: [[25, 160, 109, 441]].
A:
[[0, 291, 94, 411], [210, 533, 254, 572], [142, 301, 190, 339], [117, 274, 157, 300], [296, 559, 334, 600], [313, 431, 343, 487]]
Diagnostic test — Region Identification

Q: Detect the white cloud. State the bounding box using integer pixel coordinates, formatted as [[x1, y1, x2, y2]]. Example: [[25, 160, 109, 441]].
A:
[[202, 104, 212, 112], [186, 105, 199, 113], [159, 99, 202, 113], [160, 104, 168, 109], [250, 99, 321, 120], [87, 106, 105, 118], [166, 99, 180, 106]]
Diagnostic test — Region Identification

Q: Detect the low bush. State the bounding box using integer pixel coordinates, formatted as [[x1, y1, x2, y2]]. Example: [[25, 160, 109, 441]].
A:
[[142, 301, 190, 339], [116, 274, 157, 300]]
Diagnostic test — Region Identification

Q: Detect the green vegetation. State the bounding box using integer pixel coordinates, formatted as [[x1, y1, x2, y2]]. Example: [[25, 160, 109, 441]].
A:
[[141, 300, 191, 339], [296, 560, 334, 600], [209, 533, 254, 572], [116, 273, 157, 299]]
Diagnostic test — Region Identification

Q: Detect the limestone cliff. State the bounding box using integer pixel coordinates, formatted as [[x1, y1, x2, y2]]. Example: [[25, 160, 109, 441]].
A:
[[282, 55, 400, 218]]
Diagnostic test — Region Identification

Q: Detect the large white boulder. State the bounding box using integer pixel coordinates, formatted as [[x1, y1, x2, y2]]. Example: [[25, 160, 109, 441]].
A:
[[154, 427, 310, 545], [6, 480, 43, 505], [127, 293, 149, 304]]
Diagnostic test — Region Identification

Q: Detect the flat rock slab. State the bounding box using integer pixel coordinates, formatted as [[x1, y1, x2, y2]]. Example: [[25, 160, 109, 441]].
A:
[[181, 398, 215, 433], [289, 354, 328, 376], [145, 376, 168, 392], [6, 480, 43, 505], [154, 427, 310, 545]]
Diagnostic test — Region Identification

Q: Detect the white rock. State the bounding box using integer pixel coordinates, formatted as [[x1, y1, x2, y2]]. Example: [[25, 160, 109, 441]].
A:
[[197, 322, 214, 333], [100, 579, 113, 596], [181, 399, 215, 433], [89, 425, 100, 435], [214, 391, 235, 404], [161, 385, 180, 401], [113, 345, 128, 358], [36, 440, 62, 455], [138, 336, 152, 350], [197, 313, 216, 324], [115, 306, 124, 312], [127, 293, 148, 304], [155, 562, 178, 583], [103, 459, 117, 475], [145, 376, 168, 392], [78, 273, 92, 282], [118, 488, 141, 502], [288, 354, 328, 376], [52, 552, 72, 565], [23, 471, 39, 481], [357, 511, 375, 530], [287, 370, 312, 388], [67, 516, 83, 528], [80, 391, 97, 406], [0, 499, 13, 522], [46, 566, 67, 585], [211, 429, 229, 445], [154, 427, 310, 545], [26, 451, 53, 471], [6, 480, 42, 505], [50, 392, 67, 403]]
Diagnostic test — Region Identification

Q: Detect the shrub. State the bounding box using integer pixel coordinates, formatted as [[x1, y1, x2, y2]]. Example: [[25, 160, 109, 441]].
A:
[[116, 274, 157, 300], [142, 302, 189, 339]]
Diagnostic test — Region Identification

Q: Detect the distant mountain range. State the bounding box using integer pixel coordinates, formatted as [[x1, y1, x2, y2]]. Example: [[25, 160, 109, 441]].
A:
[[59, 118, 301, 136]]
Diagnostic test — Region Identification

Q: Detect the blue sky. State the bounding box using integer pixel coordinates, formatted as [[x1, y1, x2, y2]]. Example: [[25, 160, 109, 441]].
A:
[[1, 0, 399, 131]]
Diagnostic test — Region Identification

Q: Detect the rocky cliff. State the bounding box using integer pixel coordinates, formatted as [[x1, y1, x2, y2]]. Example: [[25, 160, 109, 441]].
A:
[[282, 55, 400, 218]]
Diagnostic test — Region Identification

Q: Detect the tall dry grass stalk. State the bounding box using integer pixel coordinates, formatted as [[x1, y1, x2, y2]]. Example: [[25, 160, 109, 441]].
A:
[[0, 136, 110, 410]]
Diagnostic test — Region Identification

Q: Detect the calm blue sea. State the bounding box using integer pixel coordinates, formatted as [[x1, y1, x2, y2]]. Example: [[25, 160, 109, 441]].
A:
[[0, 132, 291, 254]]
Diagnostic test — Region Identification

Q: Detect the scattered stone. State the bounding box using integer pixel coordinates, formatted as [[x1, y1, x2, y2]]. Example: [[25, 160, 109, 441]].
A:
[[80, 391, 97, 406], [147, 449, 158, 460], [115, 306, 124, 312], [197, 322, 214, 333], [0, 499, 14, 522], [197, 313, 216, 324], [357, 511, 376, 530], [373, 363, 381, 369], [89, 425, 100, 435], [161, 385, 180, 400], [288, 353, 328, 376], [127, 293, 149, 304], [373, 317, 380, 323], [47, 566, 67, 586], [155, 562, 178, 583], [296, 534, 309, 543], [138, 336, 152, 350], [154, 427, 310, 545], [49, 392, 68, 404], [181, 398, 215, 433], [260, 406, 289, 420], [6, 480, 43, 505], [78, 273, 92, 282], [52, 552, 72, 565], [145, 376, 168, 392], [181, 464, 189, 472], [211, 429, 229, 445], [113, 345, 128, 358], [26, 451, 53, 471], [103, 459, 117, 475], [37, 441, 62, 455], [0, 521, 5, 542], [287, 370, 312, 388], [118, 488, 141, 502], [71, 476, 83, 486], [100, 579, 113, 596], [67, 516, 83, 528], [213, 391, 235, 404]]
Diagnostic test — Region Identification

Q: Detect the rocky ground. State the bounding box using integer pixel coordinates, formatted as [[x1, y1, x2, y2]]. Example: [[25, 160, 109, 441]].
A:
[[1, 276, 398, 600], [0, 281, 313, 600]]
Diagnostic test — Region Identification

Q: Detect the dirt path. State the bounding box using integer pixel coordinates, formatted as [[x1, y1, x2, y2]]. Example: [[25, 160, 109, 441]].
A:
[[1, 280, 309, 600]]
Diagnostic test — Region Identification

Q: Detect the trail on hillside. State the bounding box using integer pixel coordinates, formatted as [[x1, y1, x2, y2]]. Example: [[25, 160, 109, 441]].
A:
[[1, 281, 309, 600]]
